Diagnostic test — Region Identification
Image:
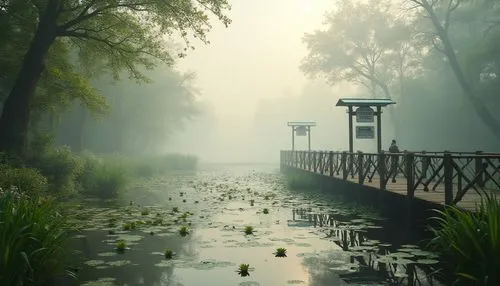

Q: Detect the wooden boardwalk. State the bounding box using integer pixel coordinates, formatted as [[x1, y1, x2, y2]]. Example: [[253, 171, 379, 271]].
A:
[[281, 150, 500, 212], [337, 175, 489, 211]]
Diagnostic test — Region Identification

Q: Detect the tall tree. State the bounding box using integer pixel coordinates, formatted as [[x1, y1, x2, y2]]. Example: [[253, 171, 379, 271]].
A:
[[0, 0, 231, 155], [300, 0, 420, 101], [407, 0, 500, 141]]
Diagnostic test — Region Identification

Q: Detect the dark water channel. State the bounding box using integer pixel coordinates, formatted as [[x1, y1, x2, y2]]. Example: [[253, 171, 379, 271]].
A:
[[61, 164, 443, 286]]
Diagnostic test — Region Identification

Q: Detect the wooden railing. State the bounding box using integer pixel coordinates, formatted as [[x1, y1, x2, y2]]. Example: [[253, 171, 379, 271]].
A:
[[280, 150, 500, 206]]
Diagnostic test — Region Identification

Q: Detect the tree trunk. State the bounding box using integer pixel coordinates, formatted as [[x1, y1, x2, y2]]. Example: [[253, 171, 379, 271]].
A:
[[422, 0, 500, 142], [0, 1, 59, 155]]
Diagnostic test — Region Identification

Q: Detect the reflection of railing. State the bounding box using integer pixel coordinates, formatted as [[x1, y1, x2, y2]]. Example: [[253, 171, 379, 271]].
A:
[[281, 150, 500, 206], [292, 208, 439, 285]]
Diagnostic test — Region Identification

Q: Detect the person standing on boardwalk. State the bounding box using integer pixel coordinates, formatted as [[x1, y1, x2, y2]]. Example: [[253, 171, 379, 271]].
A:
[[389, 140, 400, 183]]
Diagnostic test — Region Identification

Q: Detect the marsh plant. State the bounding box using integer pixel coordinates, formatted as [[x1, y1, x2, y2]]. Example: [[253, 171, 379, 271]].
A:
[[141, 209, 149, 216], [0, 187, 69, 285], [164, 249, 174, 259], [244, 226, 254, 235], [237, 263, 250, 277], [115, 240, 127, 253], [123, 221, 136, 231], [275, 247, 287, 257], [179, 226, 189, 236], [428, 192, 499, 285], [262, 208, 269, 214], [250, 199, 255, 206], [172, 207, 179, 213]]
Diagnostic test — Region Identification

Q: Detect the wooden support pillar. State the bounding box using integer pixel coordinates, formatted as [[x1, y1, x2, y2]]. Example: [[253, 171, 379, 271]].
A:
[[307, 126, 311, 152], [342, 151, 348, 180], [475, 151, 484, 188], [378, 152, 386, 190], [358, 152, 364, 184], [291, 127, 295, 151], [443, 152, 454, 205], [376, 106, 382, 153], [329, 151, 334, 177], [348, 106, 353, 153], [405, 153, 415, 222]]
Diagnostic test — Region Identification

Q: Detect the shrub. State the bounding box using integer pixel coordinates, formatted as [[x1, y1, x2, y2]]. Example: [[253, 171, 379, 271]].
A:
[[427, 192, 500, 285], [0, 164, 48, 195], [82, 161, 127, 199], [27, 146, 83, 196], [0, 187, 69, 285]]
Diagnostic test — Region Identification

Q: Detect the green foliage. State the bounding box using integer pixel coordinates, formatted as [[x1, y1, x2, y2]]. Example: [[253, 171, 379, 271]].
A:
[[27, 146, 84, 196], [164, 249, 174, 259], [244, 226, 254, 235], [237, 263, 250, 277], [301, 0, 417, 98], [0, 188, 69, 285], [81, 160, 128, 199], [0, 165, 48, 196], [275, 247, 287, 257], [427, 192, 500, 285]]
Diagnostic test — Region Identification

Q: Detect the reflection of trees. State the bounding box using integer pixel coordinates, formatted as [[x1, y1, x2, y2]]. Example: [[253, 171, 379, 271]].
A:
[[292, 208, 440, 286]]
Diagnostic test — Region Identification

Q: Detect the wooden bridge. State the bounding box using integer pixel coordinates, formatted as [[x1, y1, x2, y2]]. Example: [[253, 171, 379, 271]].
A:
[[280, 150, 500, 211]]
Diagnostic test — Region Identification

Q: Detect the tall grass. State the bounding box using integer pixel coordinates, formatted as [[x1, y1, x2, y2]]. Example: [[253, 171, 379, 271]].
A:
[[0, 187, 70, 285], [427, 192, 499, 285], [79, 156, 128, 199]]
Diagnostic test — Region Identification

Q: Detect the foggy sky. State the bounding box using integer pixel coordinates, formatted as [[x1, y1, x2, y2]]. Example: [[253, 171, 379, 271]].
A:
[[167, 0, 397, 163]]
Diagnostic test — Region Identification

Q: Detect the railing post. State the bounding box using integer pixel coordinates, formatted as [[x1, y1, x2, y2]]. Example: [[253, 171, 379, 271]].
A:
[[358, 151, 364, 184], [405, 152, 415, 222], [475, 151, 485, 188], [405, 153, 415, 198], [329, 151, 334, 177], [342, 151, 348, 180], [443, 152, 454, 205], [378, 151, 386, 190]]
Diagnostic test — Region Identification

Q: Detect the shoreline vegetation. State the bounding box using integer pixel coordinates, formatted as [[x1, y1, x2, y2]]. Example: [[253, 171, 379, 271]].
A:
[[0, 146, 198, 285]]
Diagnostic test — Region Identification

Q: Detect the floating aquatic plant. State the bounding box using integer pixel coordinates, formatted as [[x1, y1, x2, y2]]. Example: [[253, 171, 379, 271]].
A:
[[115, 240, 127, 253], [275, 247, 287, 257], [237, 263, 250, 277], [122, 221, 136, 231], [179, 226, 189, 236], [164, 249, 174, 259], [263, 208, 269, 214], [244, 226, 254, 235]]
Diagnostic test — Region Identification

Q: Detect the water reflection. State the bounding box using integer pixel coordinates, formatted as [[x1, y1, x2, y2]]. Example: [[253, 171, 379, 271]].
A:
[[292, 208, 441, 286]]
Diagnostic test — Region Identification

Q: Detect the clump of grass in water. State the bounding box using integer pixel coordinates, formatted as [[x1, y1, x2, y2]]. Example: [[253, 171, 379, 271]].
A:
[[179, 226, 189, 236], [262, 208, 269, 214], [172, 207, 179, 213], [250, 199, 255, 206], [164, 249, 174, 259], [237, 264, 250, 277], [244, 226, 254, 235], [274, 247, 287, 257], [141, 209, 149, 216], [115, 240, 127, 253], [427, 192, 499, 285], [123, 221, 136, 231]]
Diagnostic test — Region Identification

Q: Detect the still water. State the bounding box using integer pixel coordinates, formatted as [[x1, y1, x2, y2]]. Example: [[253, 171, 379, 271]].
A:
[[62, 164, 442, 286]]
